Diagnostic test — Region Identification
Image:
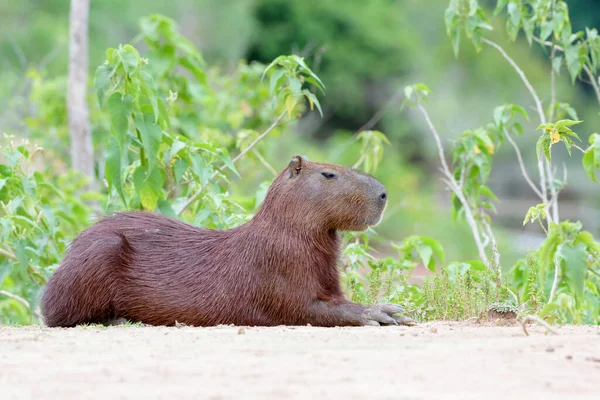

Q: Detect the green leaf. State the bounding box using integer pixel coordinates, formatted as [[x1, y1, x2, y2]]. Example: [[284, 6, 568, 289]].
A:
[[269, 69, 285, 95], [416, 243, 433, 272], [583, 148, 597, 182], [303, 90, 323, 117], [493, 0, 509, 15], [94, 64, 113, 106], [285, 95, 297, 118], [105, 136, 125, 205], [119, 45, 141, 76], [552, 55, 563, 74], [555, 119, 582, 128], [133, 165, 164, 210], [557, 242, 588, 298], [140, 71, 159, 123], [420, 236, 445, 266], [451, 26, 461, 57], [107, 93, 133, 153], [480, 185, 499, 201], [133, 110, 163, 176], [178, 57, 207, 86], [288, 76, 302, 99], [173, 158, 188, 184], [565, 43, 584, 83]]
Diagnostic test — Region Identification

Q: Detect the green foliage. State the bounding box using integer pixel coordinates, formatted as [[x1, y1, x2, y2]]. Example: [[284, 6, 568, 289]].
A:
[[536, 119, 582, 160], [423, 261, 498, 321], [582, 133, 600, 182], [2, 1, 600, 327], [0, 137, 97, 324]]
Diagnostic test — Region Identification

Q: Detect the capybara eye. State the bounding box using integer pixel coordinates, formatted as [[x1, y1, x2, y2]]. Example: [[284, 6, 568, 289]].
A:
[[321, 172, 337, 179]]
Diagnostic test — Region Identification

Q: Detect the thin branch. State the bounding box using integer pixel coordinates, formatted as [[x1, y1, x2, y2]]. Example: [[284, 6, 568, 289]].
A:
[[0, 248, 17, 261], [177, 111, 287, 216], [416, 104, 453, 179], [252, 149, 278, 176], [548, 252, 561, 304], [534, 37, 600, 106], [356, 87, 404, 133], [332, 86, 404, 162], [416, 104, 489, 265], [0, 290, 43, 322], [504, 129, 544, 200], [548, 44, 560, 223], [0, 290, 29, 308], [482, 39, 553, 224], [573, 143, 587, 153], [229, 111, 287, 167], [483, 38, 546, 124]]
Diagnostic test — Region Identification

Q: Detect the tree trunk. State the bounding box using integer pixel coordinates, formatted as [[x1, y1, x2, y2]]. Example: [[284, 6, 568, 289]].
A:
[[67, 0, 94, 183]]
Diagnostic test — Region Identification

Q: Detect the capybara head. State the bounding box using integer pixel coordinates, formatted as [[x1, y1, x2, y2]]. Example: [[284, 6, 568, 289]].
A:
[[254, 155, 388, 231]]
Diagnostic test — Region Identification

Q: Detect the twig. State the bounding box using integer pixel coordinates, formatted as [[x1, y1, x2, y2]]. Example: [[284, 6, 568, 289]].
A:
[[547, 43, 560, 221], [332, 86, 404, 162], [482, 216, 501, 274], [549, 44, 557, 122], [504, 129, 544, 200], [483, 39, 546, 124], [482, 38, 553, 224], [521, 315, 559, 336], [252, 149, 278, 176], [177, 111, 287, 216], [0, 290, 43, 321], [0, 290, 29, 308], [0, 248, 17, 261], [548, 251, 561, 304], [534, 37, 600, 106], [416, 104, 489, 265]]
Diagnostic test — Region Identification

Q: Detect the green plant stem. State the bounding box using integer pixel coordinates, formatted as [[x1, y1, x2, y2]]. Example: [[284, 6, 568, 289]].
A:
[[415, 103, 489, 266], [481, 217, 501, 273], [177, 111, 287, 216], [548, 252, 561, 304]]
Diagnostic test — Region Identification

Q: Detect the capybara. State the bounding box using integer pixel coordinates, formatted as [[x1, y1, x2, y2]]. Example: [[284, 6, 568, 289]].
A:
[[41, 155, 416, 327]]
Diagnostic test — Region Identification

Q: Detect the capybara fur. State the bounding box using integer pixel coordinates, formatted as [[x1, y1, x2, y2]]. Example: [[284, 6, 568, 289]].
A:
[[41, 155, 415, 327]]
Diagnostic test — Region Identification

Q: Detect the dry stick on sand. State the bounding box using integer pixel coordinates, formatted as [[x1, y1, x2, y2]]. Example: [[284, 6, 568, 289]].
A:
[[521, 315, 559, 336], [177, 111, 287, 216]]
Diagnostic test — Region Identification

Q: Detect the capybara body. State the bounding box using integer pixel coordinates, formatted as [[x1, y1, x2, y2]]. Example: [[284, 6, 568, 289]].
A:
[[41, 156, 414, 327]]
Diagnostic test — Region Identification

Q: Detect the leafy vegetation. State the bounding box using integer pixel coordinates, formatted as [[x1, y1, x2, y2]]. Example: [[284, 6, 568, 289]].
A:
[[1, 1, 599, 326]]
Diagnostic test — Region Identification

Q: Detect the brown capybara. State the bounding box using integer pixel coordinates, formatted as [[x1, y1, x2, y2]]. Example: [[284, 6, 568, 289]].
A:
[[41, 155, 416, 327]]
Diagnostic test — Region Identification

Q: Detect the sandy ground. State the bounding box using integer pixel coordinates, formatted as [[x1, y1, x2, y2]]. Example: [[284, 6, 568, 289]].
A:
[[1, 321, 599, 400]]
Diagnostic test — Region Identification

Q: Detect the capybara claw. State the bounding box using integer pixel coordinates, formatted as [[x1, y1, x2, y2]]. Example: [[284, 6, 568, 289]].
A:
[[361, 304, 415, 327]]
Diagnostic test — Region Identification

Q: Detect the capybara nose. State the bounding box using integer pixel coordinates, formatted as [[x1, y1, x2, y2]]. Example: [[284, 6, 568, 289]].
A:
[[379, 191, 387, 203]]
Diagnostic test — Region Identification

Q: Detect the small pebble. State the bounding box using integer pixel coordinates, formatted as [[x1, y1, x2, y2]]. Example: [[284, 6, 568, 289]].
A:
[[546, 347, 555, 353], [238, 328, 246, 335], [430, 327, 438, 334], [566, 355, 573, 360]]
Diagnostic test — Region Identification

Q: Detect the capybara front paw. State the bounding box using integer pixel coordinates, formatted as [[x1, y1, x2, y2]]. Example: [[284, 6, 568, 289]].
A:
[[360, 304, 417, 326]]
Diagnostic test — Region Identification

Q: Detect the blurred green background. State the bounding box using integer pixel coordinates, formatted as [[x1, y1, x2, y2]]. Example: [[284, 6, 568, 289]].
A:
[[1, 0, 599, 269]]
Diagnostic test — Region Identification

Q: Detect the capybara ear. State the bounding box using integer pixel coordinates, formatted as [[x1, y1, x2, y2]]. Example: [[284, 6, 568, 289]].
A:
[[287, 155, 307, 178]]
